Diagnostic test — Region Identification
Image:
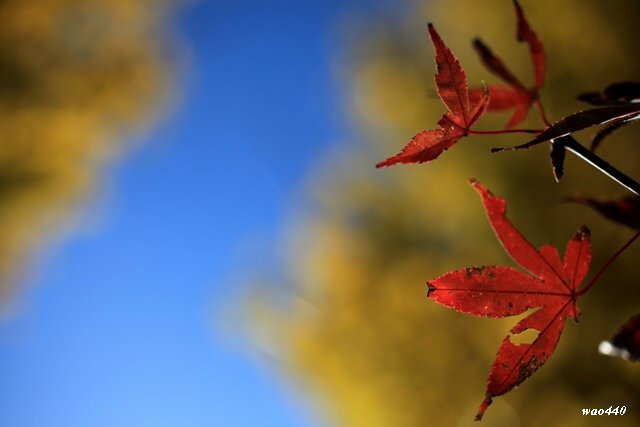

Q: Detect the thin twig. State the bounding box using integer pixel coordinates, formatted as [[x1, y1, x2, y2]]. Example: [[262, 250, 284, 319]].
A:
[[533, 97, 551, 127], [577, 229, 640, 297], [469, 128, 541, 135]]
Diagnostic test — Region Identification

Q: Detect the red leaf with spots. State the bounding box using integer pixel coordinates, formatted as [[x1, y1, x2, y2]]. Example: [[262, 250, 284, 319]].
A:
[[376, 24, 488, 168], [427, 180, 592, 420], [468, 0, 545, 128]]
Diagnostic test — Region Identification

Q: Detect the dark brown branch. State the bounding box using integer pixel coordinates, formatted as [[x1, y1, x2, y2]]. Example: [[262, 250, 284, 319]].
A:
[[562, 136, 640, 196]]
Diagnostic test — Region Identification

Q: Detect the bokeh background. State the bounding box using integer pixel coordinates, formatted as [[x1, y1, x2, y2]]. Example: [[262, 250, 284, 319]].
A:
[[0, 0, 639, 426]]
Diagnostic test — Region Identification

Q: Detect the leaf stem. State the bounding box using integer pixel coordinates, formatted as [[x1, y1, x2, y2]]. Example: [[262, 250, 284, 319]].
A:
[[533, 97, 551, 127], [562, 137, 640, 196], [577, 229, 640, 297], [469, 128, 542, 135]]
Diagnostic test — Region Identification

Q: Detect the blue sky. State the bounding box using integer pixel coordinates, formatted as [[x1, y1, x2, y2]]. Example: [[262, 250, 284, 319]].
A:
[[0, 1, 396, 426]]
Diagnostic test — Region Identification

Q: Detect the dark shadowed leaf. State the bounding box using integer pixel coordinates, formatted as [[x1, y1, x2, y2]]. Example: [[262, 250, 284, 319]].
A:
[[590, 120, 634, 151], [575, 82, 640, 151], [567, 195, 640, 229], [578, 81, 640, 106], [550, 137, 567, 182], [427, 180, 591, 420], [599, 313, 640, 362], [499, 104, 640, 151]]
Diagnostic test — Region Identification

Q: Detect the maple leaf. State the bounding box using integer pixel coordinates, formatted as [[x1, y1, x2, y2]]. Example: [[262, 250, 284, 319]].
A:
[[496, 103, 640, 152], [599, 312, 640, 362], [376, 24, 489, 168], [426, 179, 592, 421], [588, 120, 633, 152], [577, 81, 640, 151], [568, 195, 640, 229], [468, 0, 545, 128], [549, 135, 569, 182], [578, 81, 640, 106]]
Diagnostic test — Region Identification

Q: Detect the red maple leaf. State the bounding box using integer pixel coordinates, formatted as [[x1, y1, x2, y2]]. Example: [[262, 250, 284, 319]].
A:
[[468, 0, 546, 128], [427, 179, 592, 420], [376, 24, 489, 168]]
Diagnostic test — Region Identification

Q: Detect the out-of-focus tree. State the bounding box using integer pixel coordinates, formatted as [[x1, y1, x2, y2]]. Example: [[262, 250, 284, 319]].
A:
[[248, 1, 640, 425], [0, 0, 179, 301]]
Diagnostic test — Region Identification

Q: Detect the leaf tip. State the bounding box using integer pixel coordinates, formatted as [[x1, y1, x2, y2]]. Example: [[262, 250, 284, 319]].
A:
[[475, 397, 493, 421], [426, 22, 435, 35], [472, 37, 488, 53], [375, 155, 399, 168], [574, 226, 591, 241], [426, 281, 437, 297], [468, 178, 491, 199], [427, 22, 439, 40], [469, 179, 502, 213], [513, 0, 524, 25]]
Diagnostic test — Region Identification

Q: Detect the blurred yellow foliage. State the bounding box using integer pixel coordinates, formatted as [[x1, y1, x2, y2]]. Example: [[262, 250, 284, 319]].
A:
[[0, 0, 178, 300]]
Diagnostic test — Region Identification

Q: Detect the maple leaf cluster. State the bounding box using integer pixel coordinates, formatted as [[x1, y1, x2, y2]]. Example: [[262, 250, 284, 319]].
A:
[[375, 24, 489, 168], [376, 0, 544, 168], [374, 0, 640, 421]]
